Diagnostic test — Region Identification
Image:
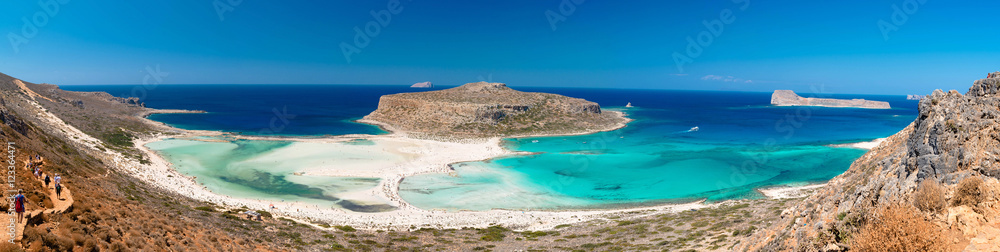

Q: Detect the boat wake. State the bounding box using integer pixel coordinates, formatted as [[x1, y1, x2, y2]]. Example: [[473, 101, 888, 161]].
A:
[[673, 126, 700, 134]]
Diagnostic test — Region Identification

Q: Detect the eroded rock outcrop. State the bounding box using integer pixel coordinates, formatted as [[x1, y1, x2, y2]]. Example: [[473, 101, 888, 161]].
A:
[[742, 77, 1000, 251], [363, 82, 628, 138], [109, 96, 144, 107], [771, 90, 890, 109]]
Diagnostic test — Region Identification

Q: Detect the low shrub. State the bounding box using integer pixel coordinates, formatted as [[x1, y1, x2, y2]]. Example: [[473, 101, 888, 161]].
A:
[[850, 203, 947, 252], [913, 179, 947, 213], [0, 242, 23, 252], [194, 206, 215, 212], [255, 210, 272, 218], [477, 225, 509, 242], [952, 176, 984, 207]]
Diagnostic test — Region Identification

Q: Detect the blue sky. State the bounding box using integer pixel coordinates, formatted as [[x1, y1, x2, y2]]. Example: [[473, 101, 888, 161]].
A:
[[0, 0, 997, 95]]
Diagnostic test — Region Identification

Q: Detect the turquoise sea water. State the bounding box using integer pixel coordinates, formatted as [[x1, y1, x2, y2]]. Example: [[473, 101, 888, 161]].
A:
[[400, 135, 867, 210], [64, 85, 918, 211]]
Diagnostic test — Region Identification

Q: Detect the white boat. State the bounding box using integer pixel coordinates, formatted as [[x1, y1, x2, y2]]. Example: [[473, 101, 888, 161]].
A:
[[625, 102, 633, 108], [531, 140, 539, 143], [688, 126, 699, 132]]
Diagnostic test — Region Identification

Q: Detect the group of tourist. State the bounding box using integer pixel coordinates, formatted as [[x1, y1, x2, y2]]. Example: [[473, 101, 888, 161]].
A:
[[29, 155, 42, 179], [989, 72, 1000, 78], [12, 154, 64, 223]]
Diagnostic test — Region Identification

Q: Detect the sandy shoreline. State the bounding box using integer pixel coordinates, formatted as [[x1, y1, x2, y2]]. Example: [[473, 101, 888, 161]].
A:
[[138, 108, 207, 117], [828, 138, 886, 150], [757, 183, 827, 199], [41, 105, 823, 231], [130, 129, 715, 231]]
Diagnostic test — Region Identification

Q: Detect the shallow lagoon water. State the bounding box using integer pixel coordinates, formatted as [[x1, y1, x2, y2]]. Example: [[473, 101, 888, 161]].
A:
[[146, 138, 403, 212], [398, 90, 915, 210], [399, 136, 867, 210], [68, 85, 919, 211]]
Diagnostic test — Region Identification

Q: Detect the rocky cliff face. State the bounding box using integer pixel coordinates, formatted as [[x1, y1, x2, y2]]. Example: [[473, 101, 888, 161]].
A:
[[0, 99, 29, 136], [771, 90, 891, 109], [742, 78, 1000, 251], [363, 82, 628, 138]]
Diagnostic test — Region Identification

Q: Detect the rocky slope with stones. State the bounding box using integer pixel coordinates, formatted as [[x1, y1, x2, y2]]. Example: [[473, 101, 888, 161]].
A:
[[740, 77, 1000, 251], [363, 82, 629, 138]]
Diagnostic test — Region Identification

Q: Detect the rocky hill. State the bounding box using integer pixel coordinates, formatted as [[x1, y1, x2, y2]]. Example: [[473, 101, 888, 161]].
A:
[[363, 82, 629, 138], [742, 77, 1000, 251], [771, 90, 891, 109], [0, 72, 311, 251]]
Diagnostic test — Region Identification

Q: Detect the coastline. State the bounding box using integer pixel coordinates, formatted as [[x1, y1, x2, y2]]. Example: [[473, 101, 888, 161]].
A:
[[357, 110, 633, 141], [507, 110, 633, 139], [757, 183, 828, 199], [139, 108, 207, 118], [60, 105, 825, 231], [828, 138, 886, 150], [771, 104, 890, 109], [131, 131, 717, 231]]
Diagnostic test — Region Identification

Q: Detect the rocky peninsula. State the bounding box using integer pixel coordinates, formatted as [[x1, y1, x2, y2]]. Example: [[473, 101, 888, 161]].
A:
[[362, 82, 630, 138], [771, 90, 891, 109]]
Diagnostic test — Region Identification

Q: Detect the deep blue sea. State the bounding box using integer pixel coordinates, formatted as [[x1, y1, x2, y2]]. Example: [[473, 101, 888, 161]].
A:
[[63, 85, 919, 211]]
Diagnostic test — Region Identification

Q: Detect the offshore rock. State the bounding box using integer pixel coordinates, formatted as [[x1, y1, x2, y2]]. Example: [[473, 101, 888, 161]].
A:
[[771, 90, 890, 109]]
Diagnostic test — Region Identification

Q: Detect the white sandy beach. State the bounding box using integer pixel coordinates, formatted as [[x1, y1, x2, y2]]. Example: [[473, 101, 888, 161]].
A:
[[129, 129, 720, 231], [757, 183, 827, 199]]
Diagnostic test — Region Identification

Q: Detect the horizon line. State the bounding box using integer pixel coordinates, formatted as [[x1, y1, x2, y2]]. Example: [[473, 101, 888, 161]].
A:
[[53, 83, 932, 97]]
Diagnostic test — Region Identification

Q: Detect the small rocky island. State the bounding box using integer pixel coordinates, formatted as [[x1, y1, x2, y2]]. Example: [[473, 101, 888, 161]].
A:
[[770, 90, 890, 109], [362, 82, 629, 138], [410, 81, 433, 88]]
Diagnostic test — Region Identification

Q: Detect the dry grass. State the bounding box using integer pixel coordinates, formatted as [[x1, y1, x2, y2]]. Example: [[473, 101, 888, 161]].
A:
[[913, 179, 946, 213], [850, 203, 948, 252], [0, 242, 24, 252], [951, 176, 984, 208]]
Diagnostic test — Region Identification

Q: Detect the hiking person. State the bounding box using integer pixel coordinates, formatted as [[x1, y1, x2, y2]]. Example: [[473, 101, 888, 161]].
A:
[[54, 174, 61, 185], [44, 174, 51, 188], [14, 190, 26, 223], [55, 183, 63, 199]]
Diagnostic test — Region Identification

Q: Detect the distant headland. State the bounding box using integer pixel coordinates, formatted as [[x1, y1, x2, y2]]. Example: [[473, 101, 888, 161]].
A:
[[362, 82, 630, 138], [770, 90, 890, 109]]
